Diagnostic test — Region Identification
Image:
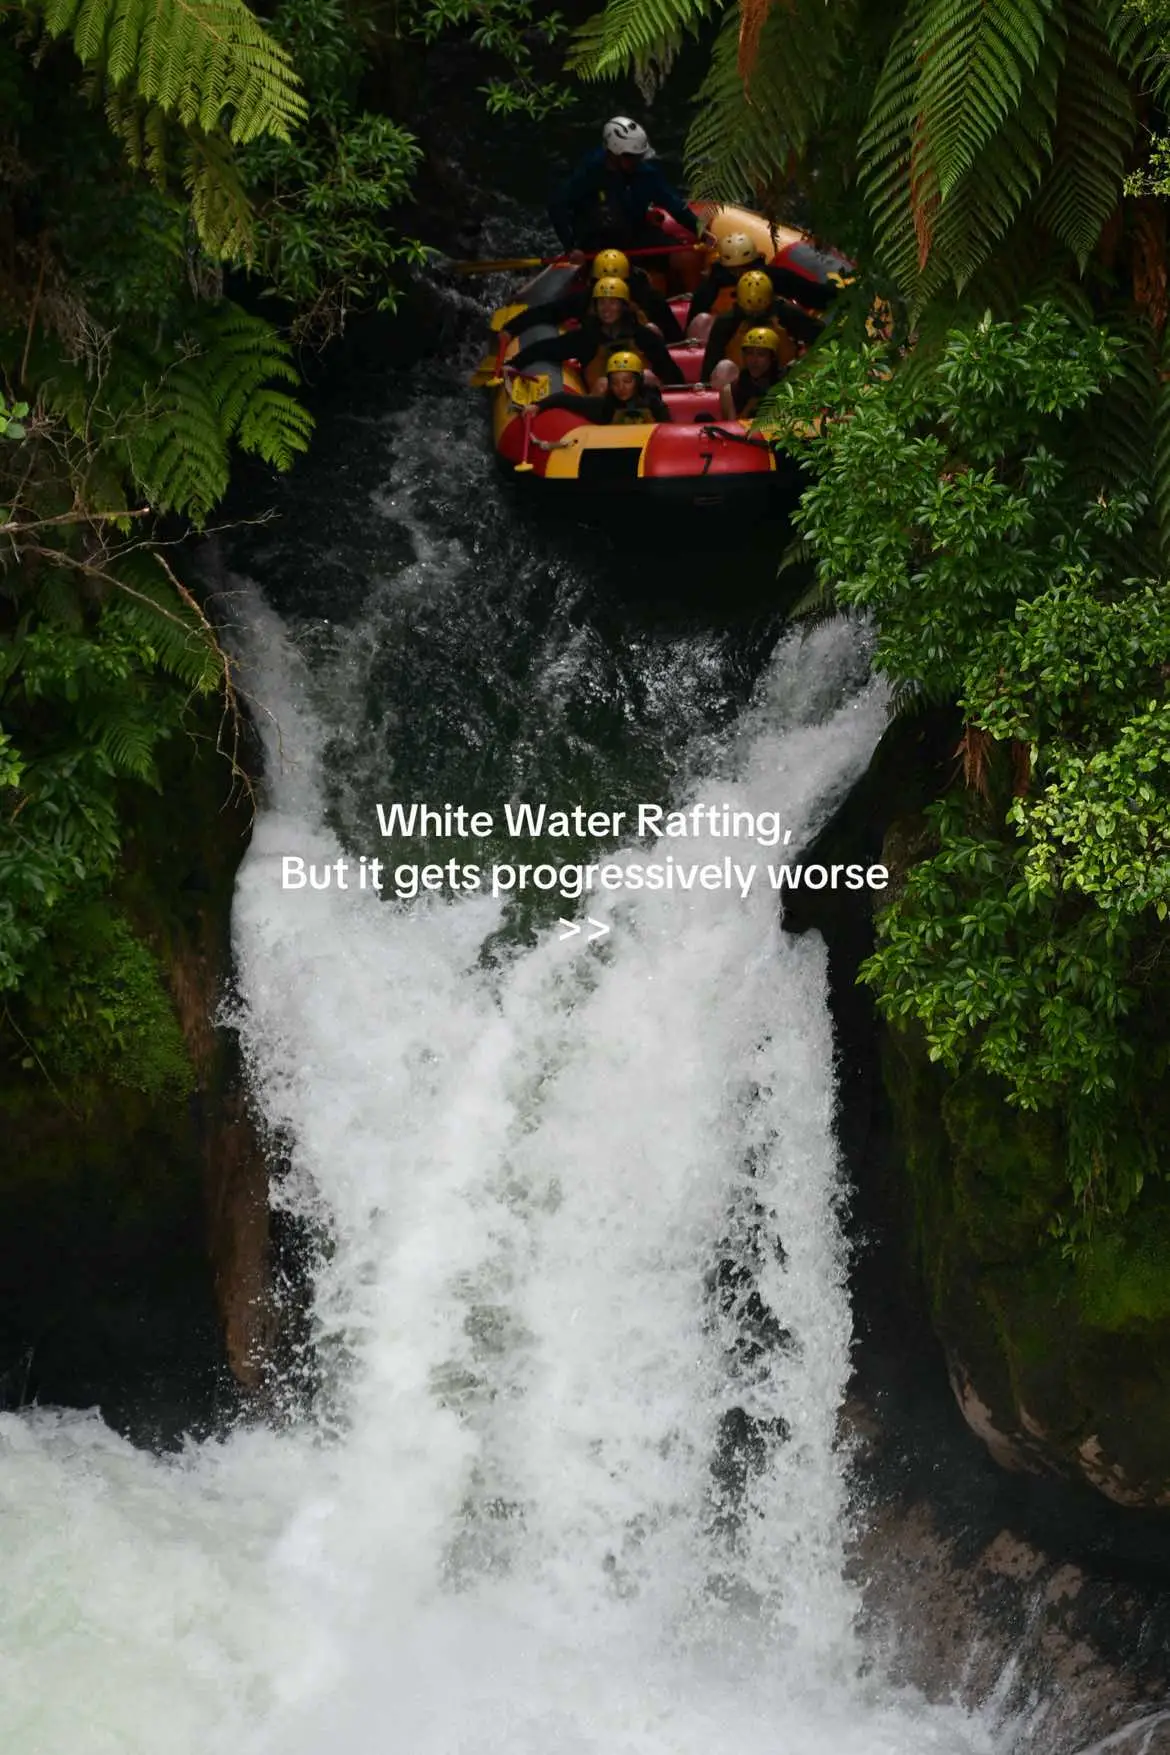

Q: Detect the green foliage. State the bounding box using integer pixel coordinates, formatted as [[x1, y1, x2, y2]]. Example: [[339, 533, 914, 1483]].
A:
[[0, 555, 221, 997], [411, 0, 572, 117], [242, 0, 428, 335], [31, 0, 306, 143], [769, 306, 1170, 1232], [13, 903, 195, 1101], [0, 397, 30, 441], [570, 0, 717, 80], [686, 2, 856, 205]]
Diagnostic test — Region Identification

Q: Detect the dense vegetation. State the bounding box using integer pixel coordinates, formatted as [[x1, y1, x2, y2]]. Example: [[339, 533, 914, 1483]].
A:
[[0, 0, 564, 1094], [6, 0, 1170, 1248], [575, 0, 1170, 1236]]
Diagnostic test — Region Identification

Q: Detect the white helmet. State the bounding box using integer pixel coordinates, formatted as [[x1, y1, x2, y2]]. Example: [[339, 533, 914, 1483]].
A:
[[603, 116, 653, 159]]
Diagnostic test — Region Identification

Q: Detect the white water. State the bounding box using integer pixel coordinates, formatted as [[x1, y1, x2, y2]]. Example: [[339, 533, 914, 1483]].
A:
[[0, 579, 1012, 1753]]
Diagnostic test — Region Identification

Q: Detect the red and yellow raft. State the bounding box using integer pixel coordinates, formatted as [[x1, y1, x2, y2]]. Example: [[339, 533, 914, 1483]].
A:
[[480, 205, 851, 511]]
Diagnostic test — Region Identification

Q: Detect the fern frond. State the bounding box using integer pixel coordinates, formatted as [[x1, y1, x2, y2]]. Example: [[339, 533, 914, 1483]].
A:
[[569, 0, 723, 79], [181, 131, 255, 261], [863, 0, 1061, 302], [102, 555, 221, 692], [84, 706, 163, 783], [128, 361, 230, 520], [234, 389, 313, 468], [1155, 325, 1170, 558], [1033, 0, 1133, 268], [686, 1, 853, 202], [34, 0, 306, 144], [916, 0, 1058, 201], [859, 7, 925, 292]]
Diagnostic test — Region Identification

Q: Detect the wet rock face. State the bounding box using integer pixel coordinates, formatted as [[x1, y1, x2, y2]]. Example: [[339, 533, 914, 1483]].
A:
[[884, 1024, 1170, 1511], [852, 1491, 1170, 1754], [0, 701, 272, 1442]]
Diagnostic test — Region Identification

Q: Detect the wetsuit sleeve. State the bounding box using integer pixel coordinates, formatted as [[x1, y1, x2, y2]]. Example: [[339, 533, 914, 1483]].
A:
[[775, 300, 825, 348], [644, 165, 700, 235], [700, 313, 735, 380], [548, 156, 598, 249], [646, 388, 671, 423], [768, 265, 836, 311], [630, 270, 683, 342], [507, 291, 580, 336], [635, 325, 684, 384], [511, 328, 587, 373], [685, 266, 730, 327], [539, 391, 608, 419]]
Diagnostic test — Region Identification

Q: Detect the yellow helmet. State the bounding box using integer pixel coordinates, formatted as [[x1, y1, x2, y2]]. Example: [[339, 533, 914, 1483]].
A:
[[736, 270, 774, 313], [592, 249, 631, 280], [593, 276, 631, 303], [741, 326, 781, 353], [605, 350, 644, 375], [718, 232, 759, 268]]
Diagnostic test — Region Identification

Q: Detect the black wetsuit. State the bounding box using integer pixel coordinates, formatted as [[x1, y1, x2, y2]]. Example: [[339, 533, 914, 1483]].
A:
[[686, 260, 837, 327], [700, 302, 823, 380], [730, 362, 785, 418], [539, 387, 670, 425], [508, 271, 683, 342], [549, 148, 699, 253], [512, 316, 684, 386]]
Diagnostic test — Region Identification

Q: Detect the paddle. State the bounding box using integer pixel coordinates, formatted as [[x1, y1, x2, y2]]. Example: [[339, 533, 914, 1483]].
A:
[[443, 243, 704, 276]]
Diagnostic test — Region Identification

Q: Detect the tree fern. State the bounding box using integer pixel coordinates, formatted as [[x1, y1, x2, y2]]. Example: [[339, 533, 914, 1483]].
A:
[[859, 7, 926, 292], [102, 553, 222, 692], [1033, 0, 1134, 267], [862, 0, 1062, 301], [916, 0, 1058, 201], [686, 1, 852, 202], [125, 306, 311, 520], [569, 0, 722, 79], [33, 0, 306, 144], [83, 704, 164, 783], [1155, 324, 1170, 557]]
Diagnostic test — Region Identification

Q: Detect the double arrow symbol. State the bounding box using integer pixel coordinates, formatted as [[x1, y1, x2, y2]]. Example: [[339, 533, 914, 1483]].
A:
[[558, 916, 610, 944]]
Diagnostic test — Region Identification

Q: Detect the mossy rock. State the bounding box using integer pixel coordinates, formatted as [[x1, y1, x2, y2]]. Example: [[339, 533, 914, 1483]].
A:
[[0, 696, 268, 1439], [885, 1020, 1170, 1509]]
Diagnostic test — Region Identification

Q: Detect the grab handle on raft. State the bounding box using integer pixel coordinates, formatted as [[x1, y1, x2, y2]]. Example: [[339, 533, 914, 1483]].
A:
[[699, 423, 774, 451]]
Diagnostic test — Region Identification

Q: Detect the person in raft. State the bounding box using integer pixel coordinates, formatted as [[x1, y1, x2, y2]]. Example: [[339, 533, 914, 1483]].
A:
[[509, 276, 684, 389], [699, 269, 824, 382], [718, 327, 787, 420], [504, 248, 684, 343], [686, 231, 838, 337], [536, 350, 670, 426], [548, 116, 716, 259]]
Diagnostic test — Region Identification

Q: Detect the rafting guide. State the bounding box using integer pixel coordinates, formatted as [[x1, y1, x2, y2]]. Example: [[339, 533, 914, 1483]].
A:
[[278, 799, 888, 903]]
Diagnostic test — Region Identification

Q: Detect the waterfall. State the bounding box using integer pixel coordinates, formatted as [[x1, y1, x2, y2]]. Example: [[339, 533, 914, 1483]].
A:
[[0, 379, 1008, 1755]]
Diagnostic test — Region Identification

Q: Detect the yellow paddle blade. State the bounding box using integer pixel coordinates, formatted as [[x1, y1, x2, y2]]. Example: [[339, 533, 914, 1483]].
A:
[[490, 303, 528, 332], [468, 355, 502, 388], [447, 257, 548, 275], [508, 374, 550, 408]]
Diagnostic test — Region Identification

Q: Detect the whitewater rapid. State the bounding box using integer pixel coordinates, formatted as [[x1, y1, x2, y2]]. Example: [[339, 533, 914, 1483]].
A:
[[0, 563, 1012, 1753]]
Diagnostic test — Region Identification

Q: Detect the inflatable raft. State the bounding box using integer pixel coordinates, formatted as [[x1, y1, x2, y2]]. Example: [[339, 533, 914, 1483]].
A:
[[479, 204, 851, 512]]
